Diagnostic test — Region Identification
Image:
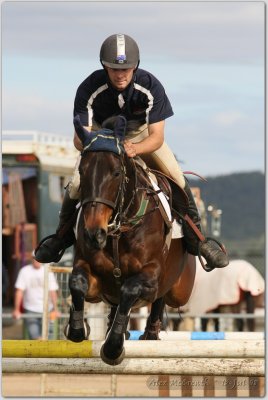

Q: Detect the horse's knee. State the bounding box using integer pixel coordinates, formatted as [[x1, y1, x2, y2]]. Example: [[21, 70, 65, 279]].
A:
[[120, 275, 157, 304], [120, 282, 142, 299], [69, 270, 88, 295]]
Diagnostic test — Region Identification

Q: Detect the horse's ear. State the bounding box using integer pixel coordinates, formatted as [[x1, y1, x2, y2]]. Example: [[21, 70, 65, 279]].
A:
[[73, 115, 92, 145], [114, 115, 127, 140]]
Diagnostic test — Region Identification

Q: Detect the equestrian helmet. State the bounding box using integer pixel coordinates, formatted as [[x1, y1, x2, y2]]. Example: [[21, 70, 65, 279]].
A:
[[100, 34, 140, 69]]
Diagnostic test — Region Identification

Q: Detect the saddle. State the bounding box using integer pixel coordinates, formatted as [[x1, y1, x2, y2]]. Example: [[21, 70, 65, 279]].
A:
[[133, 158, 187, 255], [134, 157, 189, 224]]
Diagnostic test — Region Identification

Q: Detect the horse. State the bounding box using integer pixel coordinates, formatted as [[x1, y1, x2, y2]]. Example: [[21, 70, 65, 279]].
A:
[[64, 115, 196, 365], [200, 289, 265, 332], [174, 258, 265, 332]]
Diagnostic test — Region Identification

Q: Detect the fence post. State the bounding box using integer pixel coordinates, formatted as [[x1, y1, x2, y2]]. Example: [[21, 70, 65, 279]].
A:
[[42, 264, 49, 340]]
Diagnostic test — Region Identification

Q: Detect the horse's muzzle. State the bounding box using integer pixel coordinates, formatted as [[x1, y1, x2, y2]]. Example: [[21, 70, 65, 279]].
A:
[[85, 227, 107, 249]]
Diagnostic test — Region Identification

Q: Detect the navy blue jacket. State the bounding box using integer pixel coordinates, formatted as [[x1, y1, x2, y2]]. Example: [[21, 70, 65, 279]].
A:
[[74, 68, 173, 127]]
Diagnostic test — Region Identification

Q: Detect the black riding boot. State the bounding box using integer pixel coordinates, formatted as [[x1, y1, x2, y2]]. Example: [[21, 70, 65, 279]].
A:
[[34, 191, 77, 263], [182, 181, 229, 271]]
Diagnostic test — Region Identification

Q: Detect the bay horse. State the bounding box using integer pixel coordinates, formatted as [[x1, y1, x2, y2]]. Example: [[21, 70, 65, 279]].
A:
[[64, 115, 196, 365]]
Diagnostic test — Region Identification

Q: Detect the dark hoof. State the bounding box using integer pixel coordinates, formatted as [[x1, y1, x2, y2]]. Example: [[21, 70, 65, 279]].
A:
[[203, 265, 215, 272], [100, 344, 125, 365], [139, 319, 161, 340], [139, 333, 146, 340], [64, 320, 90, 342], [139, 332, 160, 340]]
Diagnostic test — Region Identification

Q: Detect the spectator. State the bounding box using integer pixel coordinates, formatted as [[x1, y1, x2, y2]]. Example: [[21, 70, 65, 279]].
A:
[[12, 256, 59, 339]]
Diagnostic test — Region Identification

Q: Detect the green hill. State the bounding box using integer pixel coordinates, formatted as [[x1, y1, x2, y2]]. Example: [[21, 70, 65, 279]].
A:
[[189, 171, 265, 240], [188, 171, 265, 275]]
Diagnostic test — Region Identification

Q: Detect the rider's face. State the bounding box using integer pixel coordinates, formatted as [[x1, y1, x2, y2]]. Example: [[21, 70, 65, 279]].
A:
[[105, 67, 135, 91]]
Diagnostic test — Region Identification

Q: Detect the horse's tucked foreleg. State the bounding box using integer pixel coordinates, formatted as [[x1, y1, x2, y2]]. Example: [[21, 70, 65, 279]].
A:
[[101, 272, 158, 365], [64, 269, 90, 342], [139, 297, 164, 340]]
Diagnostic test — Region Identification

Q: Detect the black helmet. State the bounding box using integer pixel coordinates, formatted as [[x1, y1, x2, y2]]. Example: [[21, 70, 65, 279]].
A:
[[100, 34, 140, 69]]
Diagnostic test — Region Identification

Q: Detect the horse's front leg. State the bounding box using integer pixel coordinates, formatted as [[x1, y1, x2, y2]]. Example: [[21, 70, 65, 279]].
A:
[[64, 266, 90, 342], [101, 270, 158, 365]]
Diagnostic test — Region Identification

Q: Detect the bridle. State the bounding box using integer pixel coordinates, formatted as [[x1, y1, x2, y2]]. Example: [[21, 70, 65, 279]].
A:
[[78, 148, 162, 283], [80, 150, 135, 234]]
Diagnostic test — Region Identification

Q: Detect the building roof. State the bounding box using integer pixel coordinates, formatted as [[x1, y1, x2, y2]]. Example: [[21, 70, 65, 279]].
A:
[[2, 130, 79, 174]]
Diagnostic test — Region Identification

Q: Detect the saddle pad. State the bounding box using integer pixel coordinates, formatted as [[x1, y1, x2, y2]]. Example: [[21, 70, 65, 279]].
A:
[[172, 219, 184, 239], [149, 177, 172, 221], [148, 176, 183, 239]]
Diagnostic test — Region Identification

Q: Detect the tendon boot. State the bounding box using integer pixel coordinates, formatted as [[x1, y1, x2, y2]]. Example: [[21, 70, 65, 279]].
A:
[[34, 191, 77, 263], [181, 181, 229, 271]]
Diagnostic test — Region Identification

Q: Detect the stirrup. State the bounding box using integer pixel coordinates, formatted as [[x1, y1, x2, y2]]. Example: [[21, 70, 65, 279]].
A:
[[198, 237, 227, 272]]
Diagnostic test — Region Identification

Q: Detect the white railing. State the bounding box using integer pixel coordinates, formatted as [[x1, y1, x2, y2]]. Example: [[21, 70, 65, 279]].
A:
[[2, 130, 74, 148]]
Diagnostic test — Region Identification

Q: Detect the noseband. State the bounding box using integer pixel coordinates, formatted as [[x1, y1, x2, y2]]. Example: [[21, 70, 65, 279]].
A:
[[81, 197, 118, 210]]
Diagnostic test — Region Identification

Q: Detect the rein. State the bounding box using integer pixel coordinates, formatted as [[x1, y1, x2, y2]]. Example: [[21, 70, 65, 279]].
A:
[[107, 156, 160, 235]]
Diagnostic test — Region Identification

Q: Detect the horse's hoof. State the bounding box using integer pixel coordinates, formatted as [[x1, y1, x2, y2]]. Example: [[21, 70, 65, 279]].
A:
[[64, 320, 90, 342], [100, 344, 125, 366], [139, 332, 160, 340], [203, 265, 215, 272], [139, 335, 159, 340], [139, 333, 146, 340]]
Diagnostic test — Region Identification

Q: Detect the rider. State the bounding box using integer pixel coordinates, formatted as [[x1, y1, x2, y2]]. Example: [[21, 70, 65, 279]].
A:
[[35, 33, 229, 270]]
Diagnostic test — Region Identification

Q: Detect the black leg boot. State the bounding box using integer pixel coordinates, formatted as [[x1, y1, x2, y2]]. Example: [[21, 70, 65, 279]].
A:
[[182, 181, 229, 271], [34, 191, 77, 263]]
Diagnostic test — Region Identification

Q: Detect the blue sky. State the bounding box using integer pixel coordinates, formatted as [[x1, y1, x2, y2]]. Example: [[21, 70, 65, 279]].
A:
[[2, 1, 265, 176]]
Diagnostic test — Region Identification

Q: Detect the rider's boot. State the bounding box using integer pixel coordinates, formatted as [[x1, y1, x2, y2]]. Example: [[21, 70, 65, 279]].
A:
[[34, 191, 77, 263], [181, 181, 229, 271]]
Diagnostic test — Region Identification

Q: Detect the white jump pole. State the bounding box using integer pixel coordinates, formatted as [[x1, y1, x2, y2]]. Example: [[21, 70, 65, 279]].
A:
[[2, 357, 264, 376]]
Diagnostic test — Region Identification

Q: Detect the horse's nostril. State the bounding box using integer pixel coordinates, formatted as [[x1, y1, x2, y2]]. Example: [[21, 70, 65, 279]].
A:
[[86, 227, 107, 249], [96, 228, 106, 241]]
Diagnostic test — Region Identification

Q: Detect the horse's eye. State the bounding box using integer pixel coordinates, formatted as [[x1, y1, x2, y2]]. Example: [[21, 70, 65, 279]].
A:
[[113, 170, 121, 178]]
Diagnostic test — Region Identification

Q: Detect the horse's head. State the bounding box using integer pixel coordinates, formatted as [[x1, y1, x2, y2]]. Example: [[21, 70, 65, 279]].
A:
[[74, 115, 128, 249]]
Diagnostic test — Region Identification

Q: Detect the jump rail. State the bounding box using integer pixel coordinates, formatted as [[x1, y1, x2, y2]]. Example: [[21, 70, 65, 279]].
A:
[[2, 357, 264, 376], [2, 340, 264, 359], [131, 331, 265, 340]]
